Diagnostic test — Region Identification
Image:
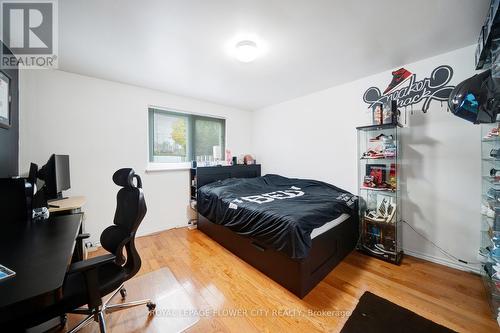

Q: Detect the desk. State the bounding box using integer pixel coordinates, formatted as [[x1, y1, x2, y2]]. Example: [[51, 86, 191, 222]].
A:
[[49, 196, 87, 261], [0, 214, 82, 323], [48, 196, 86, 214]]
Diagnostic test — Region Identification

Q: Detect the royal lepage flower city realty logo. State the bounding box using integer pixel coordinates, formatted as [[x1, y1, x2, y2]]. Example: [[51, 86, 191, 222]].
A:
[[0, 0, 58, 69], [363, 65, 455, 113]]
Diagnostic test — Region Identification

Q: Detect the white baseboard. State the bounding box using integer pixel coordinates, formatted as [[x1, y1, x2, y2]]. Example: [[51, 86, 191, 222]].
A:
[[87, 221, 189, 251], [403, 248, 480, 274], [87, 226, 481, 276]]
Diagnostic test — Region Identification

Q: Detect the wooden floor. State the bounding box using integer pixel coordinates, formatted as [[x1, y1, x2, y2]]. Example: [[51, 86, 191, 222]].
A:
[[76, 227, 498, 333]]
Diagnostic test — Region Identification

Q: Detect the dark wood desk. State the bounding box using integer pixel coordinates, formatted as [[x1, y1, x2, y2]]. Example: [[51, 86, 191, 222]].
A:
[[49, 196, 88, 261], [0, 214, 82, 323]]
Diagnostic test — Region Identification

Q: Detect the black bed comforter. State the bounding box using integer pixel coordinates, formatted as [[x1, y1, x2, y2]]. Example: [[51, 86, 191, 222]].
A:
[[197, 174, 357, 259]]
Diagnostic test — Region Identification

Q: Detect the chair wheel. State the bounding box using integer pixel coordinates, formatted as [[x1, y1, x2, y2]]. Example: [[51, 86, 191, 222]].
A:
[[119, 287, 127, 298], [60, 314, 67, 327], [147, 302, 156, 312]]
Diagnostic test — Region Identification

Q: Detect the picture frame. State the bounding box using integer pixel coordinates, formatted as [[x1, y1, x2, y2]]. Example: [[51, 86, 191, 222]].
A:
[[0, 70, 11, 129], [365, 164, 386, 185]]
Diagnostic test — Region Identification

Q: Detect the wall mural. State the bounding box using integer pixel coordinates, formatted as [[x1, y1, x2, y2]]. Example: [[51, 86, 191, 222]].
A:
[[363, 65, 456, 113]]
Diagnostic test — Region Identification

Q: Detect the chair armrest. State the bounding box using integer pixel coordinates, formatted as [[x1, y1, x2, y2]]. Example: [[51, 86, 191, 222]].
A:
[[76, 233, 90, 240], [68, 254, 116, 274]]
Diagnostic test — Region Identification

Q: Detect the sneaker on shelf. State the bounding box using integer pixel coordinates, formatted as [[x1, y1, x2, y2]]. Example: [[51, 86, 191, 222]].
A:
[[369, 134, 385, 142], [363, 244, 386, 255], [376, 182, 394, 191], [494, 264, 500, 280], [370, 134, 394, 142], [383, 140, 396, 148], [482, 202, 495, 217], [484, 127, 500, 139], [374, 243, 397, 255], [484, 262, 500, 279], [364, 198, 397, 224], [365, 211, 386, 223], [383, 147, 397, 158], [479, 246, 491, 259], [361, 150, 385, 159], [491, 149, 500, 159], [484, 216, 495, 229], [362, 176, 377, 189], [491, 168, 500, 178], [491, 236, 500, 263], [383, 68, 412, 94], [381, 136, 395, 145], [487, 188, 500, 202]]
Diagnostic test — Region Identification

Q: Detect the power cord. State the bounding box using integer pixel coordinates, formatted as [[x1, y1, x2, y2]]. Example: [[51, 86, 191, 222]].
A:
[[401, 220, 481, 266]]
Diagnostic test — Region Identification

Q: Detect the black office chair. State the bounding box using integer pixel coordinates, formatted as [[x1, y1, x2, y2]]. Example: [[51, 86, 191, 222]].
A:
[[25, 168, 155, 332]]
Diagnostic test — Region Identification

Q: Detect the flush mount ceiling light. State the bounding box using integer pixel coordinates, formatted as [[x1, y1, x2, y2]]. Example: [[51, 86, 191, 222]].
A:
[[234, 40, 259, 63]]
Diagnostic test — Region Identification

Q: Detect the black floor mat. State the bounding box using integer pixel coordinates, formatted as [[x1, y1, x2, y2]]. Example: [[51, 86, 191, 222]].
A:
[[340, 292, 456, 333]]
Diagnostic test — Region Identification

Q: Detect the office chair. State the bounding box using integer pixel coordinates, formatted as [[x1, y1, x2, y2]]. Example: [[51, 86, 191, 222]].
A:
[[24, 168, 155, 332]]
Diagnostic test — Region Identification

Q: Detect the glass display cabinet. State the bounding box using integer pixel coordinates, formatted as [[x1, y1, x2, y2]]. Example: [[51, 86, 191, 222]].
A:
[[480, 121, 500, 320], [356, 124, 403, 264]]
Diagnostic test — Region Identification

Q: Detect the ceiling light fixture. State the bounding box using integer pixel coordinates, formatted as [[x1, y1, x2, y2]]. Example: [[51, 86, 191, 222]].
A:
[[234, 40, 259, 63]]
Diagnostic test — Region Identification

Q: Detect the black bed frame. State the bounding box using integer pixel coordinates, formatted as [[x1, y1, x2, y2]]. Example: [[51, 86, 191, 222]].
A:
[[194, 165, 359, 298]]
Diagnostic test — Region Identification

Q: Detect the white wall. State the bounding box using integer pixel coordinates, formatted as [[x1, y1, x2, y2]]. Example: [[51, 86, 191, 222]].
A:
[[253, 45, 481, 271], [19, 70, 253, 245]]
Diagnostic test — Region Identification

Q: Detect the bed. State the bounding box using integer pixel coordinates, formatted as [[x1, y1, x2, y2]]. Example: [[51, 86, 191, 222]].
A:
[[196, 170, 358, 298]]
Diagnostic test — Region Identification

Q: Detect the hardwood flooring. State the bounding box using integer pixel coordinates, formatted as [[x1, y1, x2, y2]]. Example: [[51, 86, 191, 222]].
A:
[[72, 227, 498, 333]]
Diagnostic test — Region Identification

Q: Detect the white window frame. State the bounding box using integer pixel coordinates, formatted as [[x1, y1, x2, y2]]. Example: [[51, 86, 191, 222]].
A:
[[146, 106, 226, 172]]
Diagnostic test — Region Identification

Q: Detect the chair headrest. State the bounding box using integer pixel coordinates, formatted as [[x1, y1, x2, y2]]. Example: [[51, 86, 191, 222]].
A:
[[112, 168, 142, 188]]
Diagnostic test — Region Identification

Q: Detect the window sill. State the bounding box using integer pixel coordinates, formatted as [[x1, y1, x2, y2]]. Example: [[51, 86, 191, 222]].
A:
[[145, 163, 191, 173]]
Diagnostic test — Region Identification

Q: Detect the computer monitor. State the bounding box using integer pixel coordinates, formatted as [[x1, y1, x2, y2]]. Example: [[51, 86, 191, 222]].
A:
[[37, 154, 71, 200], [28, 163, 38, 185]]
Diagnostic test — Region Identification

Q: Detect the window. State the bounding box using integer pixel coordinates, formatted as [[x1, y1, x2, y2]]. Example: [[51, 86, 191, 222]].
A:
[[148, 108, 225, 164]]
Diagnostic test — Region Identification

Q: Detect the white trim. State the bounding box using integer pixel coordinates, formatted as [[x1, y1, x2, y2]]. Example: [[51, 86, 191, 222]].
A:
[[90, 232, 481, 275], [146, 105, 228, 170], [145, 162, 191, 172], [403, 247, 480, 274], [148, 104, 227, 121], [90, 224, 189, 251]]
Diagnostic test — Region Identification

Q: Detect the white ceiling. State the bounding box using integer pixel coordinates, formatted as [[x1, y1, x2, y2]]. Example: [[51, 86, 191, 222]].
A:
[[59, 0, 489, 110]]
